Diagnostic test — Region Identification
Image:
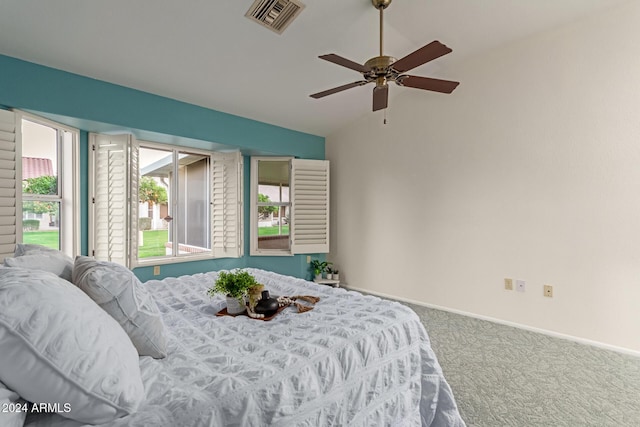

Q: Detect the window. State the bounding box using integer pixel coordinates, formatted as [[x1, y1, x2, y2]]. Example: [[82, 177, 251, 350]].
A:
[[89, 133, 242, 267], [254, 158, 291, 252], [18, 113, 79, 256], [138, 145, 212, 259], [250, 157, 329, 256]]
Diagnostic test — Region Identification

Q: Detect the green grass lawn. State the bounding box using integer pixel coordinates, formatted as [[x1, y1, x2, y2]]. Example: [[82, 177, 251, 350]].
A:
[[22, 230, 60, 249], [139, 230, 168, 258], [22, 230, 169, 258], [22, 229, 169, 257], [23, 227, 289, 257], [259, 226, 289, 236]]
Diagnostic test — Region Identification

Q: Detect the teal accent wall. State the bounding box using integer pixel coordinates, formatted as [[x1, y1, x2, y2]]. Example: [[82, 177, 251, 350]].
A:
[[0, 54, 325, 281]]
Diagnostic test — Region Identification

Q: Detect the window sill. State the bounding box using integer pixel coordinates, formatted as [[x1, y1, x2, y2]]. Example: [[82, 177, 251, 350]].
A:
[[249, 250, 293, 257]]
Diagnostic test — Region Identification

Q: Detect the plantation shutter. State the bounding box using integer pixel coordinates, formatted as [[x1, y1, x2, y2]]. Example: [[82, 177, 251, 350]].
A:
[[290, 159, 329, 254], [128, 142, 139, 265], [0, 110, 17, 261], [90, 133, 137, 267], [212, 151, 243, 258]]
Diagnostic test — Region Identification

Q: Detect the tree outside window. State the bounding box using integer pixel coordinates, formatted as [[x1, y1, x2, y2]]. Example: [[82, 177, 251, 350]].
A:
[[139, 176, 168, 215], [258, 193, 278, 219], [22, 175, 58, 222]]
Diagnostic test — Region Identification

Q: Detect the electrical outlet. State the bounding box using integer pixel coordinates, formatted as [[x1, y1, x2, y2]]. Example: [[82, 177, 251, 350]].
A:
[[544, 284, 553, 298], [306, 256, 311, 264], [504, 278, 513, 291], [516, 279, 526, 292], [153, 266, 160, 276]]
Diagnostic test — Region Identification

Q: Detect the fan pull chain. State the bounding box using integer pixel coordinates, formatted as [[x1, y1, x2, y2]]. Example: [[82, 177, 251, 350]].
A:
[[384, 108, 387, 125]]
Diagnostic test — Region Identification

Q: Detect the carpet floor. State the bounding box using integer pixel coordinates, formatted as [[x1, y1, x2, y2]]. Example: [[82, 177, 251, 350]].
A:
[[404, 303, 640, 427]]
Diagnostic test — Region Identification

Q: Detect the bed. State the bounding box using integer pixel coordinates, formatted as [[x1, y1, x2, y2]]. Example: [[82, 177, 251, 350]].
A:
[[0, 253, 464, 426]]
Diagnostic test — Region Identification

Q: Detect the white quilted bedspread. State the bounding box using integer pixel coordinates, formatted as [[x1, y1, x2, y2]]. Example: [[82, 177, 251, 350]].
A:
[[26, 269, 464, 427]]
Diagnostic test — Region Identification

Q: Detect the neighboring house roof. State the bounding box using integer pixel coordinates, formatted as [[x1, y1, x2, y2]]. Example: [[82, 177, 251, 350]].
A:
[[22, 157, 53, 180], [140, 153, 205, 177]]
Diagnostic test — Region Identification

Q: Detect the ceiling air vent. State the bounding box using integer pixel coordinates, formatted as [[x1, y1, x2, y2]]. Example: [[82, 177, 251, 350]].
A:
[[245, 0, 305, 34]]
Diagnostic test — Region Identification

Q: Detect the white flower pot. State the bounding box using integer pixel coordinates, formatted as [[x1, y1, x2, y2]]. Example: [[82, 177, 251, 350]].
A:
[[333, 273, 339, 280], [314, 274, 322, 281], [226, 296, 246, 315], [326, 273, 333, 280]]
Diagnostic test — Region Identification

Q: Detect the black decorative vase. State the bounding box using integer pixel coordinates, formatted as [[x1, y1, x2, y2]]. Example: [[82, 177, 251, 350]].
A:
[[254, 290, 279, 316]]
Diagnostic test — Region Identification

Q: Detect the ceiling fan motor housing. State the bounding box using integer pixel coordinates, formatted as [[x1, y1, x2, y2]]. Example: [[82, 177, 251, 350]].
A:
[[364, 56, 400, 87], [364, 56, 396, 75]]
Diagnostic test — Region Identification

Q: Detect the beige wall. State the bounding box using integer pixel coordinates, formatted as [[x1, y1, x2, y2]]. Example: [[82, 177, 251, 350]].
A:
[[327, 1, 640, 352]]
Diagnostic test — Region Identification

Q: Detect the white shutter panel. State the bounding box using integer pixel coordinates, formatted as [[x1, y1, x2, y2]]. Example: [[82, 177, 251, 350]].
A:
[[0, 110, 17, 261], [90, 133, 134, 266], [212, 151, 243, 258], [290, 159, 329, 254], [128, 141, 139, 266]]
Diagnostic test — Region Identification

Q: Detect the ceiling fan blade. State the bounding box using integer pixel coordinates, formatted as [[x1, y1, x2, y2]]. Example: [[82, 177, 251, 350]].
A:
[[392, 41, 452, 73], [372, 85, 389, 111], [319, 54, 368, 73], [310, 81, 368, 99], [398, 75, 459, 94]]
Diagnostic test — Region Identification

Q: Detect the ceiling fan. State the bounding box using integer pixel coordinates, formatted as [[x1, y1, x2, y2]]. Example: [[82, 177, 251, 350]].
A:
[[310, 0, 459, 111]]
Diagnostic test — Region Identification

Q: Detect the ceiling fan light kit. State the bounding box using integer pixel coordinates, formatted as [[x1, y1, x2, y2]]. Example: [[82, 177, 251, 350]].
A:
[[310, 0, 459, 111]]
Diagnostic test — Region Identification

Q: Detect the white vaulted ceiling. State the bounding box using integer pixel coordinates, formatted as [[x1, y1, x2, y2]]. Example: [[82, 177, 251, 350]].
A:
[[0, 0, 629, 136]]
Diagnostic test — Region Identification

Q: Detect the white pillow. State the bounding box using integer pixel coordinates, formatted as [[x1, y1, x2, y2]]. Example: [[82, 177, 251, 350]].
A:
[[72, 257, 168, 359], [4, 252, 73, 282], [8, 244, 74, 282], [14, 243, 59, 257], [0, 381, 27, 427], [0, 268, 144, 424]]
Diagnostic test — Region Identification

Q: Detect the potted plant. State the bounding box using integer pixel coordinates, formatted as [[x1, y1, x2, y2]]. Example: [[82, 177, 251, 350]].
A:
[[310, 260, 332, 281], [332, 269, 339, 281], [207, 269, 259, 315], [326, 266, 334, 280]]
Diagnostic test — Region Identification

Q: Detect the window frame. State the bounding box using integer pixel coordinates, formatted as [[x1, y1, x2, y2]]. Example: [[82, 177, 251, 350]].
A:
[[136, 140, 215, 265], [90, 133, 243, 267], [250, 156, 332, 257], [250, 156, 293, 256], [16, 111, 80, 258]]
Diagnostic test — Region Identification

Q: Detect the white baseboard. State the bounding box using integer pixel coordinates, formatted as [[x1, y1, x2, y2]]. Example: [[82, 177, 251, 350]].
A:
[[345, 285, 640, 358]]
